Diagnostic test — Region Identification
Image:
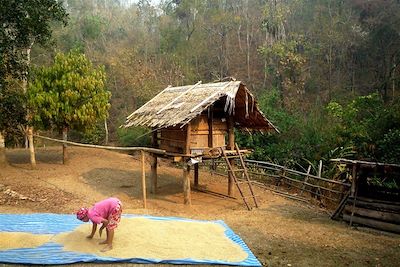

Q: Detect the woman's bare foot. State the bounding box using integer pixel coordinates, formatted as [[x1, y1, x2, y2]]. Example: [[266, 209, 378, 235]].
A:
[[99, 240, 107, 245], [100, 244, 112, 252]]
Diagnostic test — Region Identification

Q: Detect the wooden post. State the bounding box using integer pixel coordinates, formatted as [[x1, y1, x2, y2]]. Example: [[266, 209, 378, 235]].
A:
[[208, 107, 214, 148], [62, 127, 68, 164], [183, 161, 191, 205], [150, 130, 158, 194], [28, 127, 36, 169], [350, 164, 358, 197], [300, 165, 311, 196], [185, 123, 191, 155], [350, 163, 359, 226], [194, 163, 199, 188], [150, 154, 157, 194], [141, 150, 147, 209], [0, 131, 7, 167], [227, 116, 235, 196]]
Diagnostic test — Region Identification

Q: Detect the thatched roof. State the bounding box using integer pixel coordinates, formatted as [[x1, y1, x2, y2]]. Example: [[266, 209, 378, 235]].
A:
[[123, 81, 279, 133]]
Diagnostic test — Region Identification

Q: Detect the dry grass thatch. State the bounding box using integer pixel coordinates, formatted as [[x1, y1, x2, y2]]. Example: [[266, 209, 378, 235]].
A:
[[123, 81, 278, 133]]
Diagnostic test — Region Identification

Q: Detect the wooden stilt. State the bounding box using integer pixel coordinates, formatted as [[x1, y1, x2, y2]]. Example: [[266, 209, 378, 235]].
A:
[[151, 130, 158, 194], [141, 150, 147, 209], [194, 163, 199, 188], [227, 116, 235, 196], [150, 154, 157, 194], [183, 162, 191, 205]]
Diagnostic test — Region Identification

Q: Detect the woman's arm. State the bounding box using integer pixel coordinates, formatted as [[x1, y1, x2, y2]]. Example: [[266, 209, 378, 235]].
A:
[[99, 219, 109, 237], [87, 223, 97, 239]]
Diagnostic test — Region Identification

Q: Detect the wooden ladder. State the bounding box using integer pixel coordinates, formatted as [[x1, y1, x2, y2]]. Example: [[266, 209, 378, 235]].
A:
[[220, 143, 259, 210]]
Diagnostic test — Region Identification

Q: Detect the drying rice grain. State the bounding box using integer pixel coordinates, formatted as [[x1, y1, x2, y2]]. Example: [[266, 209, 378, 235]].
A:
[[55, 217, 248, 262], [0, 232, 52, 250]]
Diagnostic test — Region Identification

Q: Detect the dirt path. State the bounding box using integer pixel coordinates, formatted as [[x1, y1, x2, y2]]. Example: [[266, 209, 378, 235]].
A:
[[0, 146, 399, 267]]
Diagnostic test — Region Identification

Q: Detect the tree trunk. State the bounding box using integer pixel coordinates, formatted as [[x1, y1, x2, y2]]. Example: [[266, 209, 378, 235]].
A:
[[104, 118, 109, 145], [27, 127, 36, 169], [0, 131, 7, 167], [62, 127, 68, 164]]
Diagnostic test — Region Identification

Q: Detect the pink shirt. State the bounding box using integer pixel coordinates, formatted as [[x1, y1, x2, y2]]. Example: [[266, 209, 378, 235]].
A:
[[88, 197, 120, 224]]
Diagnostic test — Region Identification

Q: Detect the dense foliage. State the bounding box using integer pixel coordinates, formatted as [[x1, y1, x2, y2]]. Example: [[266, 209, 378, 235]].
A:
[[27, 51, 111, 134], [0, 0, 68, 136], [1, 0, 400, 173]]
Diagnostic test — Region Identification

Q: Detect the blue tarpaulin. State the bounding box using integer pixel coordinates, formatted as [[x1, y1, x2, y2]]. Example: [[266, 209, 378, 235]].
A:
[[0, 214, 261, 266]]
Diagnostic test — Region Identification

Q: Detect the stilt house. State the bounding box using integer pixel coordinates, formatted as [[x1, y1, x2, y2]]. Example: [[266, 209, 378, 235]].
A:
[[124, 80, 278, 156], [123, 80, 279, 206]]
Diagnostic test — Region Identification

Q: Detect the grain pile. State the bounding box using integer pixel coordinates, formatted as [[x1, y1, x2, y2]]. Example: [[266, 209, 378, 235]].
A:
[[0, 232, 52, 250], [54, 217, 248, 262]]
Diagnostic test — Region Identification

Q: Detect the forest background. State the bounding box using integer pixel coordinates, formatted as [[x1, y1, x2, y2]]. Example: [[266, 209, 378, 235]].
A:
[[1, 0, 400, 177]]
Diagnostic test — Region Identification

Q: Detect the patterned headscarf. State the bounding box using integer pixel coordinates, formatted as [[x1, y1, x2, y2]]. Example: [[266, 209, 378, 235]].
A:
[[76, 207, 88, 220]]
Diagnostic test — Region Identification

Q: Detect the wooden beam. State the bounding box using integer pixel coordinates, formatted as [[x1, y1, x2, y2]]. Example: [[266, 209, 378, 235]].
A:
[[344, 206, 400, 224], [141, 150, 147, 209], [343, 214, 400, 234]]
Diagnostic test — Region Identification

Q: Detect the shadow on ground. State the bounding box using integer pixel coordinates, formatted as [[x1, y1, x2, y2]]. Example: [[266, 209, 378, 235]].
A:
[[6, 148, 62, 165], [82, 168, 183, 199]]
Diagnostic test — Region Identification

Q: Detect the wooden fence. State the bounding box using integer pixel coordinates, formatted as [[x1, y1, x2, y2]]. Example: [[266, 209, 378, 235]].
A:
[[204, 158, 351, 208]]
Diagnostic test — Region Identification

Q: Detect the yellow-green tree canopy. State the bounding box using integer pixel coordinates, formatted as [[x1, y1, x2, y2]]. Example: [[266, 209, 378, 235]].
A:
[[28, 51, 111, 133]]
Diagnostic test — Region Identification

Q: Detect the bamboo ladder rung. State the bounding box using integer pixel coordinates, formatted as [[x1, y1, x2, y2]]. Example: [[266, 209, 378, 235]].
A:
[[220, 144, 258, 210], [242, 195, 259, 199], [229, 169, 246, 172]]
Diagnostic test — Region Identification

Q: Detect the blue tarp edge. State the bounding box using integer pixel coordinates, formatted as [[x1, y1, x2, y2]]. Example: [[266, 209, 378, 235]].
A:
[[0, 214, 261, 266]]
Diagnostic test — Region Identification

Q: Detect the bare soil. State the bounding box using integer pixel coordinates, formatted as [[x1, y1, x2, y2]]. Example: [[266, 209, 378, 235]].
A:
[[0, 146, 399, 267]]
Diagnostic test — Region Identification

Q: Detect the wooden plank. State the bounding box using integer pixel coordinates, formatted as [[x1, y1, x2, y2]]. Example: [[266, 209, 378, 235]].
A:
[[343, 214, 400, 234], [347, 198, 400, 212], [344, 206, 400, 224]]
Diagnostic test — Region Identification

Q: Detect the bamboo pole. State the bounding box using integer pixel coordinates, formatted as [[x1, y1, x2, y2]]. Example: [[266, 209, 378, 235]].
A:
[[141, 150, 147, 209], [157, 81, 201, 114], [34, 134, 166, 154]]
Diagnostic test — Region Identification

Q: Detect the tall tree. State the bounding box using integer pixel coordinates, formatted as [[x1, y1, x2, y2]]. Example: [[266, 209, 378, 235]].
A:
[[0, 0, 68, 166], [28, 51, 111, 163]]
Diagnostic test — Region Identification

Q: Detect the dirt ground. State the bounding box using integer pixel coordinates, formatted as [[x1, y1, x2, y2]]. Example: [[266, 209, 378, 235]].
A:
[[0, 146, 399, 267]]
